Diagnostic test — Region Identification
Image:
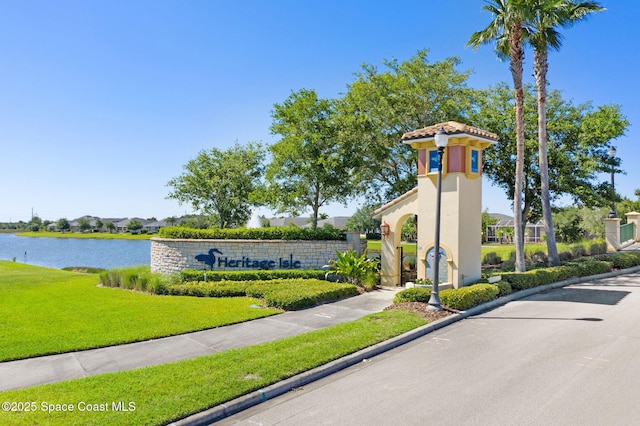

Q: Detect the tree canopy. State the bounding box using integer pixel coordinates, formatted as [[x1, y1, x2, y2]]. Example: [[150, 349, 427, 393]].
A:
[[261, 89, 358, 229], [346, 204, 381, 234], [472, 83, 628, 225], [337, 49, 478, 203], [166, 142, 265, 228]]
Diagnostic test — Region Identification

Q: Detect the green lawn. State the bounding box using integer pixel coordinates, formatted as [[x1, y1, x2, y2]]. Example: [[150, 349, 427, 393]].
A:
[[367, 240, 573, 261], [480, 243, 531, 260], [0, 309, 426, 426], [0, 261, 279, 361], [367, 240, 417, 254], [480, 242, 579, 261]]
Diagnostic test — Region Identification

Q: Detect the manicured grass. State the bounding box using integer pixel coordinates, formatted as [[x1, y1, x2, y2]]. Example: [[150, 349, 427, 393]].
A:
[[367, 240, 417, 254], [0, 309, 427, 426], [16, 231, 152, 240], [481, 244, 525, 260], [369, 241, 547, 258], [0, 261, 279, 361], [481, 242, 577, 261]]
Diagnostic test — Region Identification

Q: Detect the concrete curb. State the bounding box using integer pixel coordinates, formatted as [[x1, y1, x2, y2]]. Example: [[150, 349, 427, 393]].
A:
[[171, 265, 640, 425]]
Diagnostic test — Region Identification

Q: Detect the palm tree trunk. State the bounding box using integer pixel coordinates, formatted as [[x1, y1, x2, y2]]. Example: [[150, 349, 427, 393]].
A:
[[534, 47, 560, 266], [510, 20, 526, 273]]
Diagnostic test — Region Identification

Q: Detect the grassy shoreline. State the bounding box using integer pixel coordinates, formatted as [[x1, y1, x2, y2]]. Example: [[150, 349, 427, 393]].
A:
[[16, 231, 153, 240]]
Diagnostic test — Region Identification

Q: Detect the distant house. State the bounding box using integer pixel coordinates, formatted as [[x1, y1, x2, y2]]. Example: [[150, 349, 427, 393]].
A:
[[59, 215, 184, 233], [70, 215, 103, 232], [115, 218, 151, 233], [268, 217, 311, 227], [100, 218, 125, 232], [144, 218, 185, 233], [486, 213, 545, 243], [302, 216, 350, 229]]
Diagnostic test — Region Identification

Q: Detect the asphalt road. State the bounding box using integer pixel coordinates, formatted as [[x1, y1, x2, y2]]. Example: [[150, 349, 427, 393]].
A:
[[220, 272, 640, 425]]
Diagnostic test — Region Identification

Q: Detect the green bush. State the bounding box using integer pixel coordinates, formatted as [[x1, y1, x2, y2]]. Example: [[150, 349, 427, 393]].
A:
[[440, 284, 499, 311], [558, 251, 574, 262], [502, 260, 613, 291], [569, 243, 587, 258], [166, 281, 248, 298], [158, 226, 346, 241], [587, 240, 607, 255], [523, 247, 547, 264], [395, 279, 508, 306], [482, 252, 502, 265], [263, 283, 357, 310], [163, 279, 357, 311], [593, 252, 640, 269], [564, 260, 613, 277], [324, 250, 379, 290], [179, 269, 327, 282], [99, 266, 178, 293], [394, 287, 431, 304], [495, 280, 512, 297], [500, 270, 543, 291]]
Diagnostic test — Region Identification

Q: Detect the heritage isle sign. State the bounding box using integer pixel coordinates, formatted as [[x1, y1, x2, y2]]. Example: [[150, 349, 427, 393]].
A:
[[195, 247, 301, 270], [150, 234, 364, 275]]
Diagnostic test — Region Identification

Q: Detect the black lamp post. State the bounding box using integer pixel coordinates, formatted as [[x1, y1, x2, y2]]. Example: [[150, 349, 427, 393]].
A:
[[608, 146, 617, 219], [428, 127, 449, 310]]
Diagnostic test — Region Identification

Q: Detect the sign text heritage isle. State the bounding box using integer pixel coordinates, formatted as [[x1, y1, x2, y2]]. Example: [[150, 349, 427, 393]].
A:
[[195, 247, 301, 270]]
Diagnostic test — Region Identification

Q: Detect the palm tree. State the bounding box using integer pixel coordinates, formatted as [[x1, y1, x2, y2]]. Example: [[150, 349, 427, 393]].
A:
[[527, 0, 604, 266], [468, 0, 528, 272]]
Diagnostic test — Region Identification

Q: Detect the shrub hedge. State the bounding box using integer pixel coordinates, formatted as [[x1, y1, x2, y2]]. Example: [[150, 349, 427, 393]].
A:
[[394, 284, 500, 311], [440, 284, 499, 311], [499, 259, 613, 291], [495, 280, 512, 297], [393, 287, 431, 304], [179, 269, 327, 282], [158, 226, 346, 241], [592, 252, 640, 270], [393, 250, 640, 312], [162, 279, 358, 311]]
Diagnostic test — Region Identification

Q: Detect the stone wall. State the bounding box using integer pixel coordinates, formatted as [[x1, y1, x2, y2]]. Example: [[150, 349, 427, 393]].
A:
[[150, 232, 365, 274]]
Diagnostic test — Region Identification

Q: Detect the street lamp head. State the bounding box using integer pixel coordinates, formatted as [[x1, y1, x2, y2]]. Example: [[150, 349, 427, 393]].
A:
[[434, 127, 449, 148], [609, 146, 617, 158]]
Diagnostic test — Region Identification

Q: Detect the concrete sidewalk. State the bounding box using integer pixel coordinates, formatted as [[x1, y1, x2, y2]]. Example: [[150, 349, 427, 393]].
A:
[[0, 287, 399, 392]]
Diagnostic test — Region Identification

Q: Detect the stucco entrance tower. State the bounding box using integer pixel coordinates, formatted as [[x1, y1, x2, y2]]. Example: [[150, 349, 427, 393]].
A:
[[373, 122, 498, 288]]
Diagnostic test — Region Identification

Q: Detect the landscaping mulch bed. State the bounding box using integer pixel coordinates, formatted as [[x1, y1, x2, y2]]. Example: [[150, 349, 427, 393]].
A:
[[385, 302, 457, 321]]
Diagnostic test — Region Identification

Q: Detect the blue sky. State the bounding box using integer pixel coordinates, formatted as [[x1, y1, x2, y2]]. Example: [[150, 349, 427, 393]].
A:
[[1, 0, 638, 223]]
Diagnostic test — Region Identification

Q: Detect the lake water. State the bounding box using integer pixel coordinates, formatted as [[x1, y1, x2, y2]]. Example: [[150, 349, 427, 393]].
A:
[[0, 233, 150, 269]]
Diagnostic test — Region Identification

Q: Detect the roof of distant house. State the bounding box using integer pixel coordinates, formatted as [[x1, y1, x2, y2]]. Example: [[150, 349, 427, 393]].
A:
[[488, 213, 543, 227], [302, 216, 350, 229]]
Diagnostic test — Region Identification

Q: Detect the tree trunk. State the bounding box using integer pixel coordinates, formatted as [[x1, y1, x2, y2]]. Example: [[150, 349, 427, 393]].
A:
[[311, 183, 320, 230], [534, 47, 560, 266], [510, 21, 526, 273]]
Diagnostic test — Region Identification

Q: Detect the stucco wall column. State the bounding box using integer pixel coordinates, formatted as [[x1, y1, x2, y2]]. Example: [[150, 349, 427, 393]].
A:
[[625, 212, 640, 242], [605, 218, 621, 252], [379, 231, 400, 287]]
